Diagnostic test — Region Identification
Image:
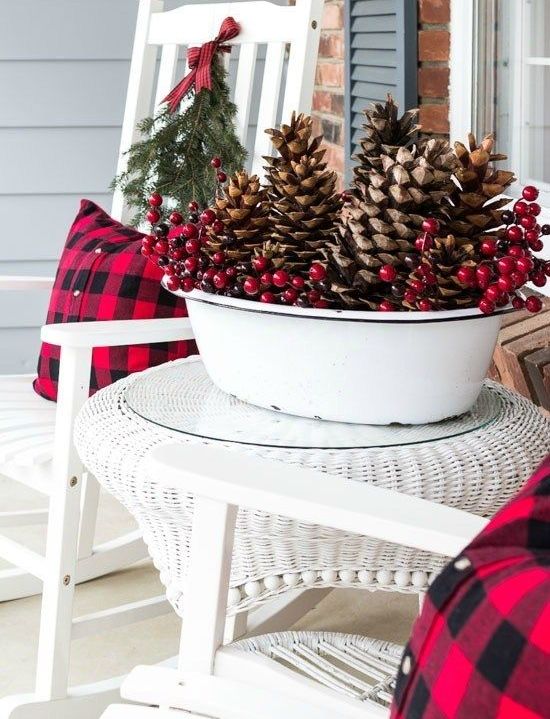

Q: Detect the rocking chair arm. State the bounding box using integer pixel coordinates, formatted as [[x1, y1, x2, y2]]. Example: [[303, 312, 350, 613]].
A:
[[41, 317, 194, 348], [0, 275, 55, 291], [150, 445, 488, 558]]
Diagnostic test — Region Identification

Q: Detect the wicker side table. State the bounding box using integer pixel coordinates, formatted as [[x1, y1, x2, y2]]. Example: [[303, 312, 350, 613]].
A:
[[75, 357, 549, 619]]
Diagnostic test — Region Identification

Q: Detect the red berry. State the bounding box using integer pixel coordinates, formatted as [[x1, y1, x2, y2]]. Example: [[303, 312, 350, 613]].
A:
[[379, 264, 397, 282], [260, 292, 276, 304], [506, 225, 523, 243], [146, 209, 160, 224], [188, 201, 199, 211], [291, 275, 305, 289], [212, 251, 225, 265], [181, 222, 198, 239], [478, 298, 496, 315], [307, 289, 321, 303], [520, 214, 536, 230], [522, 185, 539, 201], [164, 264, 176, 276], [415, 233, 433, 252], [497, 275, 514, 293], [409, 278, 424, 293], [510, 270, 527, 289], [378, 300, 396, 312], [497, 256, 516, 275], [527, 202, 541, 216], [166, 275, 180, 291], [203, 268, 216, 282], [314, 300, 330, 309], [529, 238, 544, 252], [210, 157, 222, 169], [141, 245, 153, 257], [513, 200, 529, 216], [545, 261, 550, 277], [485, 284, 502, 303], [525, 229, 540, 244], [515, 256, 534, 274], [171, 248, 185, 261], [404, 289, 417, 303], [512, 295, 525, 310], [252, 256, 270, 272], [226, 267, 237, 279], [283, 288, 298, 304], [525, 295, 542, 313], [541, 224, 550, 235], [212, 220, 224, 235], [273, 269, 290, 287], [200, 209, 216, 225], [181, 277, 195, 292], [142, 235, 156, 248], [148, 192, 163, 207], [169, 211, 183, 225], [213, 271, 228, 289], [243, 276, 260, 295], [497, 293, 509, 307], [260, 272, 274, 287], [456, 265, 476, 285], [507, 245, 525, 258], [308, 263, 327, 282], [184, 256, 199, 274], [185, 238, 201, 255], [421, 218, 440, 235], [423, 271, 437, 286], [216, 171, 227, 183], [476, 264, 493, 286], [418, 298, 433, 312], [154, 239, 168, 255], [480, 238, 497, 256], [531, 271, 547, 287]]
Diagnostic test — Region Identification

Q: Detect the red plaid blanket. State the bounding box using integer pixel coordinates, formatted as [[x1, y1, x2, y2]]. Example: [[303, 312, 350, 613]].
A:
[[392, 455, 550, 718]]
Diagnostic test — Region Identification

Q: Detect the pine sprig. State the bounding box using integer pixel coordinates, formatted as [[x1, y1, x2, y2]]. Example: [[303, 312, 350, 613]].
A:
[[112, 57, 247, 224]]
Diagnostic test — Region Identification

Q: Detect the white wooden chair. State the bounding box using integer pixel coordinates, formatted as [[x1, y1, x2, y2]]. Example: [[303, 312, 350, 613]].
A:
[[0, 1, 322, 717], [101, 445, 488, 719]]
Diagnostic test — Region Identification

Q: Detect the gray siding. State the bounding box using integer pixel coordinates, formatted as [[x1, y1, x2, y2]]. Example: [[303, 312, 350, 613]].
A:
[[0, 0, 272, 373], [345, 0, 418, 176]]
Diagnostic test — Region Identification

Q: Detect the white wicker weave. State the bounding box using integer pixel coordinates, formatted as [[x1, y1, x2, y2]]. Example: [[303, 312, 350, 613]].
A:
[[74, 357, 550, 616]]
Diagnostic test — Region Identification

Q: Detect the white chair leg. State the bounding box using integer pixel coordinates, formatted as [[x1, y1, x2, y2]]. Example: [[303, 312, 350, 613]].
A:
[[223, 610, 248, 643], [78, 472, 101, 559]]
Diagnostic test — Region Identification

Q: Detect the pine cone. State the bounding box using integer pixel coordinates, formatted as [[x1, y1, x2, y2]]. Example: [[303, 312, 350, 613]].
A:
[[447, 133, 516, 238], [404, 235, 478, 310], [263, 112, 342, 261], [207, 170, 269, 261], [324, 108, 459, 309]]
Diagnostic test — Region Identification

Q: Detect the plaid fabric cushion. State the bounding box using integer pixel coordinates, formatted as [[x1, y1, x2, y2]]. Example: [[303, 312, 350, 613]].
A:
[[34, 199, 195, 401], [391, 454, 550, 719]]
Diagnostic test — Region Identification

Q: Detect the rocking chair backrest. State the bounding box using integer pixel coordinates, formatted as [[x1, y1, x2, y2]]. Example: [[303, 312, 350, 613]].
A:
[[111, 0, 323, 223]]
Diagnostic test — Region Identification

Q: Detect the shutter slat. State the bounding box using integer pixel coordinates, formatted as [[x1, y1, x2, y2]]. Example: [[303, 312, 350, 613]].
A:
[[351, 49, 397, 67], [345, 0, 418, 179], [352, 0, 396, 16], [351, 65, 395, 84], [351, 33, 397, 50], [352, 15, 396, 32]]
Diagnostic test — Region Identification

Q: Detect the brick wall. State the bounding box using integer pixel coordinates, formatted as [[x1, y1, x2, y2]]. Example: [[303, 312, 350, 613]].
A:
[[310, 0, 452, 186], [418, 0, 450, 135]]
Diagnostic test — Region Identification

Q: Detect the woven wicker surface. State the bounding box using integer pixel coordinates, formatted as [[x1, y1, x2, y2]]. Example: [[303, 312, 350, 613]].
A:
[[75, 358, 550, 616]]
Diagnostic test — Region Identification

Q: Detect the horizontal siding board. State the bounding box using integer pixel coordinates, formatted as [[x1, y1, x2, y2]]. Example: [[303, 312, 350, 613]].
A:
[[351, 16, 396, 32], [0, 61, 129, 127], [351, 32, 397, 49], [351, 65, 395, 83], [0, 128, 120, 195], [0, 329, 42, 374], [351, 0, 396, 15], [351, 49, 397, 67], [0, 0, 138, 60], [0, 194, 111, 261]]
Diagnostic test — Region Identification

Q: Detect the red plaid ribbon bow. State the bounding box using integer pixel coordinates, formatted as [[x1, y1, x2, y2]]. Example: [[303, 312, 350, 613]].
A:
[[162, 17, 240, 112]]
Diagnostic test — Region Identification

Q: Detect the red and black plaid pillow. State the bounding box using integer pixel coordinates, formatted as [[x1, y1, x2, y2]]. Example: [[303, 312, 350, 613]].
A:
[[391, 454, 550, 719], [34, 199, 195, 401]]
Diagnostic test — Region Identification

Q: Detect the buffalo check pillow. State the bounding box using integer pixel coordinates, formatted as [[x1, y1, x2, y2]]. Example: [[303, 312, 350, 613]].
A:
[[34, 199, 195, 401]]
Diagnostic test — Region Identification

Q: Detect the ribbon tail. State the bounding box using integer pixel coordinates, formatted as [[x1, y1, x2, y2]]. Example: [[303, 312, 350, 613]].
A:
[[162, 71, 196, 112]]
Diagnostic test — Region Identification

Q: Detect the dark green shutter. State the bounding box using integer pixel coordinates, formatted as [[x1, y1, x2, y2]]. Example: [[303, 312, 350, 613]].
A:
[[345, 0, 418, 176]]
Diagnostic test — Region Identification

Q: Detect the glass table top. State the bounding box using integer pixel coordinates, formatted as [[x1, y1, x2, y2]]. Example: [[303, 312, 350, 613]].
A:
[[124, 359, 503, 450]]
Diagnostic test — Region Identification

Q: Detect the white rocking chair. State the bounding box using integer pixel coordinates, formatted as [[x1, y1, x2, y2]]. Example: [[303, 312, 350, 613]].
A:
[[0, 1, 322, 717], [101, 445, 488, 718]]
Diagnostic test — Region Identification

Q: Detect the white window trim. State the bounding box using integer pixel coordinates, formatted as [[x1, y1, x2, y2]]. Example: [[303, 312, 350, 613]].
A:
[[449, 0, 550, 269]]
